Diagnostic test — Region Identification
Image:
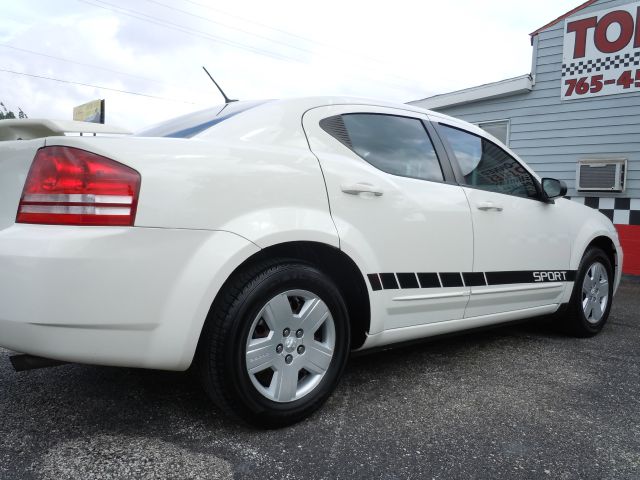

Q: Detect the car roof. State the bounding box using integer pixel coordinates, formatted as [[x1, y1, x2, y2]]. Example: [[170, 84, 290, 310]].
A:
[[269, 96, 433, 115], [269, 96, 494, 139]]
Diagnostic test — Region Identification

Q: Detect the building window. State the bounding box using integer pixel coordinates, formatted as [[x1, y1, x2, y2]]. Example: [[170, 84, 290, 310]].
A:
[[477, 120, 510, 146]]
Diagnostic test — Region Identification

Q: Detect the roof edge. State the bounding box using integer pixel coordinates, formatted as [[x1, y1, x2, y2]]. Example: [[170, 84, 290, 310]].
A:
[[407, 75, 534, 111], [529, 0, 599, 39]]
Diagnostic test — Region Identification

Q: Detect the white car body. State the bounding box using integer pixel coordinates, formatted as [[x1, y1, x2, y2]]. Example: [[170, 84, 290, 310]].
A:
[[0, 97, 623, 371]]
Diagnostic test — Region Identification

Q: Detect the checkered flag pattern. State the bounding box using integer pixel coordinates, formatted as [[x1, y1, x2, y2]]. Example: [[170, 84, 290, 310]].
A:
[[567, 197, 640, 225], [562, 52, 640, 77]]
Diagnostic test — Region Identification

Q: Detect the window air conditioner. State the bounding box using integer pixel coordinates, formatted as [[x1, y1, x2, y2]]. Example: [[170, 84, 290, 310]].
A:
[[576, 159, 626, 192]]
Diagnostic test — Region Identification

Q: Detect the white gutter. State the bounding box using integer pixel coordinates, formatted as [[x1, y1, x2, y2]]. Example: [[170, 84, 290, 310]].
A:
[[408, 74, 534, 110]]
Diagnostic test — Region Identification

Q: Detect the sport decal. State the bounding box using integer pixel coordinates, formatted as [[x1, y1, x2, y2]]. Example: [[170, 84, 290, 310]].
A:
[[367, 271, 577, 292]]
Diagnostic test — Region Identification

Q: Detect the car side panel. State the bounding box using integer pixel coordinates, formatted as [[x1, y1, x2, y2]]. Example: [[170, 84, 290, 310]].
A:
[[302, 105, 475, 335], [461, 187, 572, 317], [559, 198, 623, 300], [45, 136, 340, 250], [427, 113, 622, 303]]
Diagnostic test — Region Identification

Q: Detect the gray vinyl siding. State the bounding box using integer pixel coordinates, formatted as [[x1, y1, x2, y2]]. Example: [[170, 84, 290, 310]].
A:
[[427, 0, 640, 199]]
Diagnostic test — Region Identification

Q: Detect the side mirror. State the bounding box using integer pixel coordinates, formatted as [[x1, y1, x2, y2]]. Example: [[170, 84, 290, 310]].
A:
[[541, 178, 567, 201]]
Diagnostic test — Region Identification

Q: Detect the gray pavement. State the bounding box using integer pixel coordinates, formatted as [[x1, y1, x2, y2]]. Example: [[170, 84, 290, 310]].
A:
[[1, 281, 639, 479]]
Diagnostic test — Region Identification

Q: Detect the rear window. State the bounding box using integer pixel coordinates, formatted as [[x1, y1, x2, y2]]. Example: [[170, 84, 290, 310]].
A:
[[136, 100, 269, 138]]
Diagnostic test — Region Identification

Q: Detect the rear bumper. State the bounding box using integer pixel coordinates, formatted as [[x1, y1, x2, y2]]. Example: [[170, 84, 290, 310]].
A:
[[0, 224, 259, 370]]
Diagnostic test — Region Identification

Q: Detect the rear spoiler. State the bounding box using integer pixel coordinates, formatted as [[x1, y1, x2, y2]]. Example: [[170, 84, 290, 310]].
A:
[[0, 119, 131, 141]]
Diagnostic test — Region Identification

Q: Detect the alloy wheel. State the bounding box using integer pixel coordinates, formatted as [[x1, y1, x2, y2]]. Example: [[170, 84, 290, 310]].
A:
[[581, 261, 609, 324], [244, 290, 336, 403]]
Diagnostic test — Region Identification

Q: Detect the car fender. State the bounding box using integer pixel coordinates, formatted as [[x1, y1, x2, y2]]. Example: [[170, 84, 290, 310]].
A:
[[152, 230, 264, 370], [560, 199, 623, 300]]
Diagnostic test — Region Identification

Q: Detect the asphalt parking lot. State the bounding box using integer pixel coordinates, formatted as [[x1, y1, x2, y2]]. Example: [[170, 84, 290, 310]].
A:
[[1, 281, 639, 480]]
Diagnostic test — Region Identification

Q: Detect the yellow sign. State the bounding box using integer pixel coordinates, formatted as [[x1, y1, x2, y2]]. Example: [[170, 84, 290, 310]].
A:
[[73, 99, 104, 123]]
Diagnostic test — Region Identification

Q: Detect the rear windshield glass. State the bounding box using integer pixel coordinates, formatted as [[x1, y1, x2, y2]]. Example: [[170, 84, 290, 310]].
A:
[[136, 100, 270, 138]]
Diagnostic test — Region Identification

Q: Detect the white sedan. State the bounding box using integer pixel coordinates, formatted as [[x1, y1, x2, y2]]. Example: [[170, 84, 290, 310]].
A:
[[0, 97, 622, 427]]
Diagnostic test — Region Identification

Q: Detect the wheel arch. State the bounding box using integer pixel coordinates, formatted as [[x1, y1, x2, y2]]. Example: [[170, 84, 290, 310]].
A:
[[198, 241, 371, 352], [585, 235, 618, 273], [568, 232, 621, 300]]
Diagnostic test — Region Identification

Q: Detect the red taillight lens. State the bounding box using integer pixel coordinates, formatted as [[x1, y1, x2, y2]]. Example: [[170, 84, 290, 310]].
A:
[[16, 146, 141, 226]]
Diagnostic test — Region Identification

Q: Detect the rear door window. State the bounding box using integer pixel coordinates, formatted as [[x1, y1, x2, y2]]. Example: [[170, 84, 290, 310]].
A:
[[322, 113, 444, 183]]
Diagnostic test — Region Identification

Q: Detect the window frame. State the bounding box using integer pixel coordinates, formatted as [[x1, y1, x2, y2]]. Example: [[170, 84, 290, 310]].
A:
[[476, 119, 511, 147], [320, 112, 457, 185], [433, 121, 545, 202]]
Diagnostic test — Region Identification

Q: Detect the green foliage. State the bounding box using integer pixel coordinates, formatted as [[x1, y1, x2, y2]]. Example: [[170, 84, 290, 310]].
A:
[[0, 101, 27, 120]]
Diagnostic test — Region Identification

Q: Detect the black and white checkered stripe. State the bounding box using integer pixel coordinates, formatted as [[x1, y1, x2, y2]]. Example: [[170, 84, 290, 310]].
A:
[[567, 197, 640, 225], [561, 52, 640, 77], [367, 270, 576, 292]]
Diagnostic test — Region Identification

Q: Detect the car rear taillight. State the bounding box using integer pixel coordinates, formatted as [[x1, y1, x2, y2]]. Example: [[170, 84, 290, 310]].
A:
[[16, 146, 141, 226]]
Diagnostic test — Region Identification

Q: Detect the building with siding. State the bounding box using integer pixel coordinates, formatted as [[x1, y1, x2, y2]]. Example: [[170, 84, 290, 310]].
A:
[[409, 0, 640, 274]]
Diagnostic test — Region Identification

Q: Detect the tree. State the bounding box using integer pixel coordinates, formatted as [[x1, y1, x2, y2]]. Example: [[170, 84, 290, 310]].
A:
[[0, 101, 27, 120]]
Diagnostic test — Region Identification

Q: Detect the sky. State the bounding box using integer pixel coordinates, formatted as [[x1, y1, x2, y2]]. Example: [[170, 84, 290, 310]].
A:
[[0, 0, 582, 131]]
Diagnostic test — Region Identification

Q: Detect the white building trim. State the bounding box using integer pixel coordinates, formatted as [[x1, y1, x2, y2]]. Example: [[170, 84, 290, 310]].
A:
[[408, 75, 534, 110]]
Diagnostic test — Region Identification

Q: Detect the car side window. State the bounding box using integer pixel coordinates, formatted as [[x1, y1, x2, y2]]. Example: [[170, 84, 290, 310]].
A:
[[321, 113, 444, 182], [438, 124, 538, 199]]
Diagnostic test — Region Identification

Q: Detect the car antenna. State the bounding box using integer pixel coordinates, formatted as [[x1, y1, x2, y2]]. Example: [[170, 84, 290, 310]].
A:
[[202, 67, 237, 104]]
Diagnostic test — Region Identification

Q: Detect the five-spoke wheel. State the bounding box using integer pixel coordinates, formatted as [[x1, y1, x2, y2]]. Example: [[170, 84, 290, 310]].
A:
[[245, 290, 336, 403], [581, 261, 609, 324], [563, 247, 613, 337], [198, 260, 350, 428]]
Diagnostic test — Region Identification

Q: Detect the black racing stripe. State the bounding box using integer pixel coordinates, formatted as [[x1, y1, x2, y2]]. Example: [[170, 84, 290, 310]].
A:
[[367, 274, 382, 291], [397, 272, 419, 289], [485, 271, 534, 285], [462, 272, 486, 286], [485, 270, 577, 285], [439, 272, 463, 288], [380, 273, 399, 290], [417, 272, 440, 288], [368, 270, 577, 293]]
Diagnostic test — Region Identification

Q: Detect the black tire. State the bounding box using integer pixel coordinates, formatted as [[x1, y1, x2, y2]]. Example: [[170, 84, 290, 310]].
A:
[[198, 259, 350, 428], [561, 247, 613, 337]]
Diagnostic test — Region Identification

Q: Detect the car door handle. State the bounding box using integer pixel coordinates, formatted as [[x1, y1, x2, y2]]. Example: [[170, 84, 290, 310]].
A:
[[476, 201, 503, 212], [341, 183, 384, 196]]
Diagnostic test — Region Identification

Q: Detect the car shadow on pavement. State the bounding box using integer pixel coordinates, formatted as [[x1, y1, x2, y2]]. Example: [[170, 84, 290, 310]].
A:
[[2, 302, 638, 480], [6, 316, 561, 429]]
